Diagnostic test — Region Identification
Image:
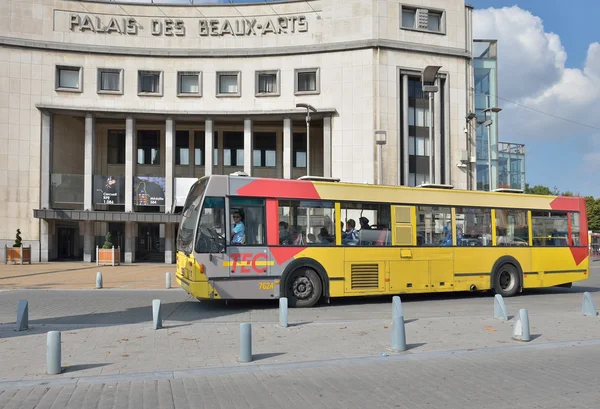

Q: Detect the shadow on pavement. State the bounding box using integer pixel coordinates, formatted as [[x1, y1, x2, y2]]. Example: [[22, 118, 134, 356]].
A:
[[63, 363, 111, 373], [253, 352, 286, 361]]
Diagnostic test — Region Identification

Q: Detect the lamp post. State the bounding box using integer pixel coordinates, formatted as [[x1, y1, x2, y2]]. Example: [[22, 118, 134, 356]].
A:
[[375, 130, 387, 185], [296, 103, 317, 177], [421, 66, 441, 185], [483, 107, 502, 191]]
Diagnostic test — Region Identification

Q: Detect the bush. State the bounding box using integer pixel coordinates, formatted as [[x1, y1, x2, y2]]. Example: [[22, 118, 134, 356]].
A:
[[102, 232, 114, 250], [13, 229, 22, 248]]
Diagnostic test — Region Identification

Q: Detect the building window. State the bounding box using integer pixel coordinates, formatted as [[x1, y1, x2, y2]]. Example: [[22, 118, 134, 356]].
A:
[[223, 131, 244, 167], [293, 133, 307, 168], [217, 71, 241, 97], [194, 131, 219, 167], [255, 70, 280, 96], [138, 71, 163, 95], [55, 66, 82, 92], [178, 71, 201, 96], [137, 130, 160, 165], [97, 68, 123, 94], [295, 68, 320, 95], [175, 131, 190, 165], [253, 132, 276, 167], [107, 130, 125, 165], [400, 6, 445, 34]]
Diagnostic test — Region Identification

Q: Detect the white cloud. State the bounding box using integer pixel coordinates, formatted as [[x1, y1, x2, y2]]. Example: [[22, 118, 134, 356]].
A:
[[474, 6, 600, 139]]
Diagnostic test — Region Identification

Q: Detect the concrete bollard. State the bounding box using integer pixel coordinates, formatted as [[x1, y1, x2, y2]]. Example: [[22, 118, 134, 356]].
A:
[[239, 323, 252, 363], [494, 294, 509, 321], [166, 272, 171, 289], [391, 316, 407, 352], [392, 296, 403, 321], [512, 309, 531, 342], [47, 331, 62, 375], [279, 297, 288, 327], [95, 272, 103, 289], [152, 299, 162, 330], [582, 292, 598, 316], [16, 300, 28, 331]]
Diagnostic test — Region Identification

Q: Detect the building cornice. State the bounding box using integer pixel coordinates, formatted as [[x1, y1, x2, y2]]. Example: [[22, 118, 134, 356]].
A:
[[0, 36, 471, 59]]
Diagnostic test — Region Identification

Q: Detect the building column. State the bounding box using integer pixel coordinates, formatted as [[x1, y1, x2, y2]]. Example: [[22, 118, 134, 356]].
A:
[[125, 117, 136, 212], [323, 116, 332, 178], [283, 118, 292, 179], [40, 111, 52, 262], [205, 119, 213, 176], [83, 221, 94, 263], [124, 221, 135, 263], [443, 77, 451, 185], [84, 113, 95, 211], [165, 223, 174, 264], [244, 119, 253, 175], [434, 78, 442, 184], [165, 117, 174, 213], [401, 74, 409, 186]]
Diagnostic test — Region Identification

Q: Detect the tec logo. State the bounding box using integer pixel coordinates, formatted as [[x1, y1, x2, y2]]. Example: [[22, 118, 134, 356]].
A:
[[226, 253, 273, 274]]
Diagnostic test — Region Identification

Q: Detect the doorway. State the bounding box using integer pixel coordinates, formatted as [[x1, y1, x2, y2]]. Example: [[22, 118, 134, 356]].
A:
[[136, 223, 162, 262], [57, 227, 77, 260]]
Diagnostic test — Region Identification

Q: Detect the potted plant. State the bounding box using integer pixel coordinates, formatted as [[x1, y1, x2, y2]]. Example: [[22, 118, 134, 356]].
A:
[[96, 232, 120, 266], [4, 229, 31, 264]]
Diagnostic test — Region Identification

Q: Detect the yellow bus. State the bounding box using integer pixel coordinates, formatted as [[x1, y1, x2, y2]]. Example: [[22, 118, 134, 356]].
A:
[[176, 175, 589, 307]]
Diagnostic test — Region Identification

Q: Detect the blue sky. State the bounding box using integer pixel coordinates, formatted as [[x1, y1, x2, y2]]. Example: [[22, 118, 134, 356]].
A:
[[471, 1, 600, 196]]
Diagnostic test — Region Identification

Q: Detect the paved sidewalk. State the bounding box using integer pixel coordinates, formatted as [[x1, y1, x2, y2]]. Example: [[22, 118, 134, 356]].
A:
[[0, 262, 176, 290], [0, 339, 599, 408]]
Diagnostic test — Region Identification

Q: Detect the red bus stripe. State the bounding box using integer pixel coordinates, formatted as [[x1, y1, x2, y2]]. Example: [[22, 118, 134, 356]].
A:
[[266, 199, 279, 246]]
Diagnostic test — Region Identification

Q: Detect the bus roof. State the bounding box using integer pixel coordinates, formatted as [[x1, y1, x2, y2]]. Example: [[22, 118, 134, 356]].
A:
[[202, 175, 584, 213]]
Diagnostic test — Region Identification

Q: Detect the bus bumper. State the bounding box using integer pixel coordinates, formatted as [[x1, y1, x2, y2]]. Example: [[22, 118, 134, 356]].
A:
[[176, 274, 217, 300]]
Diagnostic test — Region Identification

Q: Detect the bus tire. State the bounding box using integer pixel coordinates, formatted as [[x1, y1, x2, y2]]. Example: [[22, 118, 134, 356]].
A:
[[493, 263, 520, 297], [285, 267, 322, 308]]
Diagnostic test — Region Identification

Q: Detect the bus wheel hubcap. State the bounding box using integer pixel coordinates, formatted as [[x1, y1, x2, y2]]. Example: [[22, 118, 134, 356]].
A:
[[293, 277, 313, 300], [500, 271, 513, 290]]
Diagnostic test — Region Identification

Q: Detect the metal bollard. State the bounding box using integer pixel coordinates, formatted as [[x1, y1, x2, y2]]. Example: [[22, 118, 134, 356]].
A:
[[392, 296, 403, 321], [512, 309, 531, 342], [494, 294, 508, 321], [47, 331, 62, 375], [239, 323, 252, 363], [95, 272, 103, 289], [582, 292, 598, 316], [391, 316, 407, 352], [152, 299, 162, 330], [279, 297, 288, 327], [16, 300, 28, 331], [166, 272, 171, 289]]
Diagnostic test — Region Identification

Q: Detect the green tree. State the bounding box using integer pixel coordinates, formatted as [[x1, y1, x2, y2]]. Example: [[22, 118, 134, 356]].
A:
[[524, 184, 557, 195], [12, 229, 22, 248], [102, 232, 114, 249], [585, 196, 600, 232]]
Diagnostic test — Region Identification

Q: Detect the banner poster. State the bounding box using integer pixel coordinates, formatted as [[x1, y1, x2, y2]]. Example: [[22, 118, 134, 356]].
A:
[[134, 176, 166, 206], [93, 175, 125, 205]]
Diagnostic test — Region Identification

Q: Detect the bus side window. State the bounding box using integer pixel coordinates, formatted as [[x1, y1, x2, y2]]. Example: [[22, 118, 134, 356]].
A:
[[230, 199, 266, 246], [532, 211, 568, 247], [570, 212, 580, 246], [340, 202, 391, 246], [416, 206, 452, 246], [496, 209, 529, 246], [455, 207, 492, 246], [278, 200, 335, 246]]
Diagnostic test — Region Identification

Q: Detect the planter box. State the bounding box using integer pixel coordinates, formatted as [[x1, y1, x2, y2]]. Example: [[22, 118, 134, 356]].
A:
[[96, 246, 120, 266], [4, 245, 31, 264]]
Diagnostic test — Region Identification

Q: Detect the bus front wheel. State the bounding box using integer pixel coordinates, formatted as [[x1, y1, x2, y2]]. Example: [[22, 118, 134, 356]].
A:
[[286, 268, 322, 308], [493, 263, 520, 297]]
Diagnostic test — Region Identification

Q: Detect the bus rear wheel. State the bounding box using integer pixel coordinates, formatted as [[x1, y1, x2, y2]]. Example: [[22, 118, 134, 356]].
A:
[[493, 263, 520, 297], [286, 268, 322, 308]]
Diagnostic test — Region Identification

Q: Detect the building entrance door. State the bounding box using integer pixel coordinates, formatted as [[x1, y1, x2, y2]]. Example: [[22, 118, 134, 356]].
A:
[[57, 227, 76, 260], [136, 224, 162, 262]]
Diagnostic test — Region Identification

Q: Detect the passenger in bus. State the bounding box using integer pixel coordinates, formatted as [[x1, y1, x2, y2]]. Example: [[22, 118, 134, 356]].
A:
[[307, 233, 317, 243], [231, 210, 246, 245], [441, 224, 452, 246], [343, 219, 359, 245], [359, 217, 371, 230], [318, 227, 333, 244], [279, 221, 290, 244]]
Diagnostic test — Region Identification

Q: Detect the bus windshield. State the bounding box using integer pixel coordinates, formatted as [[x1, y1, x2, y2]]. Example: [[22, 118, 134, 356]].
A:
[[195, 197, 226, 254], [177, 178, 208, 255]]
